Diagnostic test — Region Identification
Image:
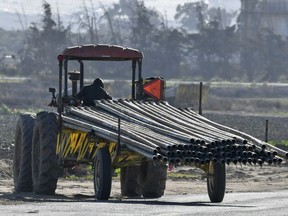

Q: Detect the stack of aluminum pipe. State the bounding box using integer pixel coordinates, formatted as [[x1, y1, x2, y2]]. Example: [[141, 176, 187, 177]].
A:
[[62, 99, 288, 166]]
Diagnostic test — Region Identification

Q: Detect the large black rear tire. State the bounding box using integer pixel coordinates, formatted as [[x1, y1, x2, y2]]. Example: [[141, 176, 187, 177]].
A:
[[13, 113, 35, 192], [120, 161, 167, 198], [142, 161, 167, 198], [94, 147, 112, 200], [32, 111, 59, 195], [120, 166, 143, 198], [207, 161, 226, 203]]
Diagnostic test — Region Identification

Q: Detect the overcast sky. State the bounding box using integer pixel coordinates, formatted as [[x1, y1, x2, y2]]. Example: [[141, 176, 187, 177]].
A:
[[0, 0, 240, 30], [0, 0, 240, 15]]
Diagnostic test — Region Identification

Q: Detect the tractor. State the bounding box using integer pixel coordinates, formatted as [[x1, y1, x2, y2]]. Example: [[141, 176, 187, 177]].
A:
[[16, 44, 270, 203]]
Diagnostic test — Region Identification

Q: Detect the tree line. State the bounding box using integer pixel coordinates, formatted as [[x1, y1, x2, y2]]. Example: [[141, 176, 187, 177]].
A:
[[0, 0, 288, 82]]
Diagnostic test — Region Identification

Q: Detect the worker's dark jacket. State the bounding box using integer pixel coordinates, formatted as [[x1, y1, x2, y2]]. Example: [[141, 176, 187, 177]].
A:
[[76, 82, 112, 106]]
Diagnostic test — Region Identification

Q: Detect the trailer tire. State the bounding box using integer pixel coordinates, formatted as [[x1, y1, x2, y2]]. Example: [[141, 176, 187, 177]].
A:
[[13, 113, 36, 192], [32, 111, 59, 195], [120, 166, 143, 198], [142, 161, 167, 198], [94, 147, 112, 200], [207, 161, 226, 203]]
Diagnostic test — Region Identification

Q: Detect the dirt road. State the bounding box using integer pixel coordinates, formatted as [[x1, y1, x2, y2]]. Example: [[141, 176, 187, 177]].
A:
[[2, 190, 288, 216], [1, 162, 288, 203], [1, 175, 288, 216]]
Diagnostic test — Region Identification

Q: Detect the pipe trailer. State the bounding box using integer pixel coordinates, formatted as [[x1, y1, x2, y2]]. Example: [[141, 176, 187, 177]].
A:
[[13, 44, 288, 203]]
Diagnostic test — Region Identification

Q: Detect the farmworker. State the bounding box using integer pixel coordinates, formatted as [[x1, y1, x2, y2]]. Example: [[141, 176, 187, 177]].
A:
[[76, 77, 112, 106]]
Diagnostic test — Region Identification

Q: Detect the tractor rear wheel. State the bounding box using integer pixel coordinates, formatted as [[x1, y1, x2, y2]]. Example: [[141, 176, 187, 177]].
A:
[[32, 111, 59, 195], [207, 161, 226, 203], [94, 147, 112, 200], [13, 113, 35, 192]]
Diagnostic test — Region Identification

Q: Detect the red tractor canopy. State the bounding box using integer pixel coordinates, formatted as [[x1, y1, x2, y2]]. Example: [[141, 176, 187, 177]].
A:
[[57, 44, 144, 110], [58, 44, 143, 61]]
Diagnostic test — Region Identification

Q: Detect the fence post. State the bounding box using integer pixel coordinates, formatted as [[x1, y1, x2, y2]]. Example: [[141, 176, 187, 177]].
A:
[[265, 119, 269, 142], [199, 82, 203, 115]]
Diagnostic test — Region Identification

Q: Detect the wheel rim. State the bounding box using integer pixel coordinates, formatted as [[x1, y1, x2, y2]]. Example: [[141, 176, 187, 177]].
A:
[[95, 157, 101, 193], [207, 161, 214, 192], [93, 148, 112, 200], [207, 161, 226, 203]]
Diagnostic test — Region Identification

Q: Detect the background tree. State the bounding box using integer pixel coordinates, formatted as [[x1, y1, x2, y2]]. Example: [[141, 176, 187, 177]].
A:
[[237, 0, 262, 82], [259, 29, 288, 81], [175, 1, 235, 33], [188, 20, 239, 81], [74, 0, 100, 44], [152, 26, 187, 78], [243, 29, 288, 82], [176, 1, 239, 81], [18, 3, 70, 75], [175, 1, 208, 32], [0, 28, 27, 76], [2, 0, 288, 83]]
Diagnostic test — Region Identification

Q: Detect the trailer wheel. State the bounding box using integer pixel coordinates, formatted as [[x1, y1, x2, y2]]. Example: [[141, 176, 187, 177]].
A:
[[207, 161, 226, 203], [13, 113, 35, 192], [142, 161, 167, 198], [32, 111, 59, 195], [120, 166, 143, 198], [94, 147, 112, 200]]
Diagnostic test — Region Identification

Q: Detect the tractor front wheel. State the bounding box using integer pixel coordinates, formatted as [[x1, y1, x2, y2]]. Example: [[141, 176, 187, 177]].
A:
[[94, 147, 112, 200]]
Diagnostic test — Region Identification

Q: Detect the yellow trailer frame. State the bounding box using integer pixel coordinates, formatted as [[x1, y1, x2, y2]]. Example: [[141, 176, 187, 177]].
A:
[[56, 128, 147, 169]]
